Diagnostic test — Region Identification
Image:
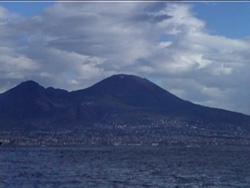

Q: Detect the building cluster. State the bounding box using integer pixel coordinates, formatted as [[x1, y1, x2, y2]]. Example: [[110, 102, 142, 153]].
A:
[[1, 119, 249, 146]]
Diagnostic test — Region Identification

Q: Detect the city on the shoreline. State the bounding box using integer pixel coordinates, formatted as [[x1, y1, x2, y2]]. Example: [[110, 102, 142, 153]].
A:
[[1, 119, 249, 146]]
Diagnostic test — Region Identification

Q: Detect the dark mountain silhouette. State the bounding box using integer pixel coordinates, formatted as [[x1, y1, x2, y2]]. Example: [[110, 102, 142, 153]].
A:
[[1, 74, 249, 140]]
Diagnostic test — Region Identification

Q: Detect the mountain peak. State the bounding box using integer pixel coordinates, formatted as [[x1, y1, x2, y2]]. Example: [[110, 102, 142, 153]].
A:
[[110, 74, 149, 82], [84, 74, 154, 94], [78, 74, 185, 109], [100, 74, 150, 86], [112, 74, 145, 79], [4, 80, 45, 97], [19, 80, 41, 87]]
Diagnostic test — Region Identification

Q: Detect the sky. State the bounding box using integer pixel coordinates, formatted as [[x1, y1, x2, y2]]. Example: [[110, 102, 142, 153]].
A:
[[0, 2, 249, 115]]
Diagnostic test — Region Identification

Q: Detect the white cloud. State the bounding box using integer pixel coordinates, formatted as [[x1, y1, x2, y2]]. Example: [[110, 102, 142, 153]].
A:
[[0, 47, 40, 79], [0, 2, 249, 114]]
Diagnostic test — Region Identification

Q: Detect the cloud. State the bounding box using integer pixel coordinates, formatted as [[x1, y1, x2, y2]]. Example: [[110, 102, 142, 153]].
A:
[[0, 3, 249, 114]]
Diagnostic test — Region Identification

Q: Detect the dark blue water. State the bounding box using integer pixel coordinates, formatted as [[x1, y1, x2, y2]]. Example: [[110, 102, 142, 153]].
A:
[[0, 146, 249, 188]]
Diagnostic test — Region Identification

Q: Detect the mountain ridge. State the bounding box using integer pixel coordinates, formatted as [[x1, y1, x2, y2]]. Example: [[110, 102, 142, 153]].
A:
[[0, 74, 249, 143], [2, 75, 248, 116], [1, 74, 249, 146]]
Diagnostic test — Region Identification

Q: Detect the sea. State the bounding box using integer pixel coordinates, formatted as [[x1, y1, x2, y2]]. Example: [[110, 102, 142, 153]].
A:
[[0, 145, 249, 188]]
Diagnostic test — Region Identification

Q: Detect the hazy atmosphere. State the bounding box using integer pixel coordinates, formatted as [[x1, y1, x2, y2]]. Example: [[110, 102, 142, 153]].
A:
[[0, 2, 249, 115]]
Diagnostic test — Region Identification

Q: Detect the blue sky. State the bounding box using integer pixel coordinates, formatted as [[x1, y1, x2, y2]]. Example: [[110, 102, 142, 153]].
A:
[[193, 2, 250, 38], [1, 2, 249, 38], [0, 2, 54, 17], [0, 2, 250, 114]]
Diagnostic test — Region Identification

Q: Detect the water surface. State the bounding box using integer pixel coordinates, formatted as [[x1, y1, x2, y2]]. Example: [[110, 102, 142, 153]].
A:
[[0, 146, 249, 188]]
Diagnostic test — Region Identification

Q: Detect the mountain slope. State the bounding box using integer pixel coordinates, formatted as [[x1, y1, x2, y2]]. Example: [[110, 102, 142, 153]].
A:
[[0, 74, 249, 135], [71, 74, 250, 127], [71, 74, 193, 114]]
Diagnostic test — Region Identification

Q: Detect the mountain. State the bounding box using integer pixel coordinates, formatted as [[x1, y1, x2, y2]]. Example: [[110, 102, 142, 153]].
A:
[[0, 74, 249, 145]]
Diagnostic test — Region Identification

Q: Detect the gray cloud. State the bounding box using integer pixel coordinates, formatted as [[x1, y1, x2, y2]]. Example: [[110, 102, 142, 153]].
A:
[[0, 2, 249, 115], [131, 14, 172, 23]]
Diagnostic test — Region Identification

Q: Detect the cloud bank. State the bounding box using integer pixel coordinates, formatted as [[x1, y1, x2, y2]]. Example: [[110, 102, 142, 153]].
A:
[[0, 2, 249, 114]]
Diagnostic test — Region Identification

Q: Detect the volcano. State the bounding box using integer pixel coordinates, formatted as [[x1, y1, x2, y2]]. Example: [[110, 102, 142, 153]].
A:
[[0, 74, 249, 144]]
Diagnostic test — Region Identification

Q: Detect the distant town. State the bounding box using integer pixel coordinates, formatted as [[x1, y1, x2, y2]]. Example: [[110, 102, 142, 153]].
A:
[[1, 119, 249, 146], [1, 75, 250, 147]]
